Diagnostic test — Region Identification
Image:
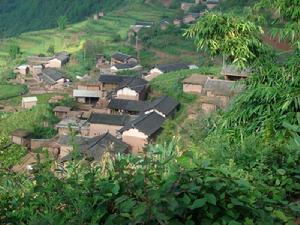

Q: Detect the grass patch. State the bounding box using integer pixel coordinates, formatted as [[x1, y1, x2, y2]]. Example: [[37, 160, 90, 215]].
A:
[[0, 84, 28, 100]]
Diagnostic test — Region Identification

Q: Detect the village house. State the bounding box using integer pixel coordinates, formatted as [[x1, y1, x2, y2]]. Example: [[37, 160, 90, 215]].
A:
[[221, 65, 250, 81], [53, 106, 72, 119], [145, 62, 189, 81], [99, 75, 127, 91], [28, 51, 70, 68], [203, 78, 239, 108], [110, 62, 142, 73], [206, 0, 219, 9], [144, 96, 180, 118], [115, 77, 148, 101], [57, 132, 128, 162], [55, 118, 90, 136], [88, 113, 132, 136], [38, 68, 66, 89], [111, 52, 138, 65], [183, 13, 201, 24], [11, 129, 32, 148], [22, 96, 37, 109], [46, 52, 70, 68], [108, 98, 150, 115], [14, 65, 30, 75], [119, 111, 165, 154], [182, 74, 210, 94]]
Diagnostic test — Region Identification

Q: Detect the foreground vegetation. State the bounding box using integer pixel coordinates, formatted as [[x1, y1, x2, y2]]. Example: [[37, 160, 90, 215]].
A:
[[0, 0, 299, 224]]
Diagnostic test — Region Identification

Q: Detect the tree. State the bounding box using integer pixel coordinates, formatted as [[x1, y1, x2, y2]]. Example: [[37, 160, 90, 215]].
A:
[[8, 43, 21, 59], [56, 16, 68, 30], [254, 0, 300, 48], [184, 13, 264, 68], [47, 44, 55, 55]]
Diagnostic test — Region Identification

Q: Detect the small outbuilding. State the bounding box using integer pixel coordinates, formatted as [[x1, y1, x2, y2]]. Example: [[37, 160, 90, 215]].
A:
[[221, 65, 250, 81], [203, 78, 238, 108], [53, 106, 72, 119], [199, 96, 222, 114], [22, 96, 38, 109], [182, 74, 210, 94], [11, 129, 32, 148]]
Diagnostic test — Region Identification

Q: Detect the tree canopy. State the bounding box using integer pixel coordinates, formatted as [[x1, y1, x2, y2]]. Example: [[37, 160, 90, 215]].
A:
[[184, 13, 264, 68]]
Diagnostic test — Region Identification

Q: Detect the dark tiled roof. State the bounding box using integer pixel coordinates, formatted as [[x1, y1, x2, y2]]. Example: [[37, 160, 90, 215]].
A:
[[88, 113, 130, 126], [117, 77, 148, 93], [145, 96, 179, 117], [59, 133, 128, 162], [111, 52, 135, 63], [120, 111, 165, 136], [39, 68, 64, 84], [156, 62, 189, 73], [99, 75, 127, 84], [108, 99, 150, 113]]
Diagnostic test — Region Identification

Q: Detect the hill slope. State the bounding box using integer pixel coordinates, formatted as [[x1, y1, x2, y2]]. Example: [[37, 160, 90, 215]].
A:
[[0, 0, 127, 37]]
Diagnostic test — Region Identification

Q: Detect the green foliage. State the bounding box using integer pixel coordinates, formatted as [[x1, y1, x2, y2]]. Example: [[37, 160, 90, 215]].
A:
[[184, 13, 264, 68], [0, 0, 124, 37], [0, 84, 28, 100], [47, 44, 55, 55], [1, 142, 296, 224], [57, 16, 68, 30], [0, 136, 26, 169], [255, 0, 300, 47], [8, 43, 21, 59]]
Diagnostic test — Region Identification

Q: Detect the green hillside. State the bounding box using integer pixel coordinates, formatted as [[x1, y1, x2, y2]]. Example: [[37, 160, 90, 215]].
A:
[[0, 0, 128, 37]]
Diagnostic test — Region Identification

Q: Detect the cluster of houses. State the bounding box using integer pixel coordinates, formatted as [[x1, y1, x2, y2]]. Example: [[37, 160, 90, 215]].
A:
[[12, 58, 248, 173], [182, 72, 245, 114], [12, 59, 188, 172], [14, 52, 71, 94], [173, 0, 220, 26]]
